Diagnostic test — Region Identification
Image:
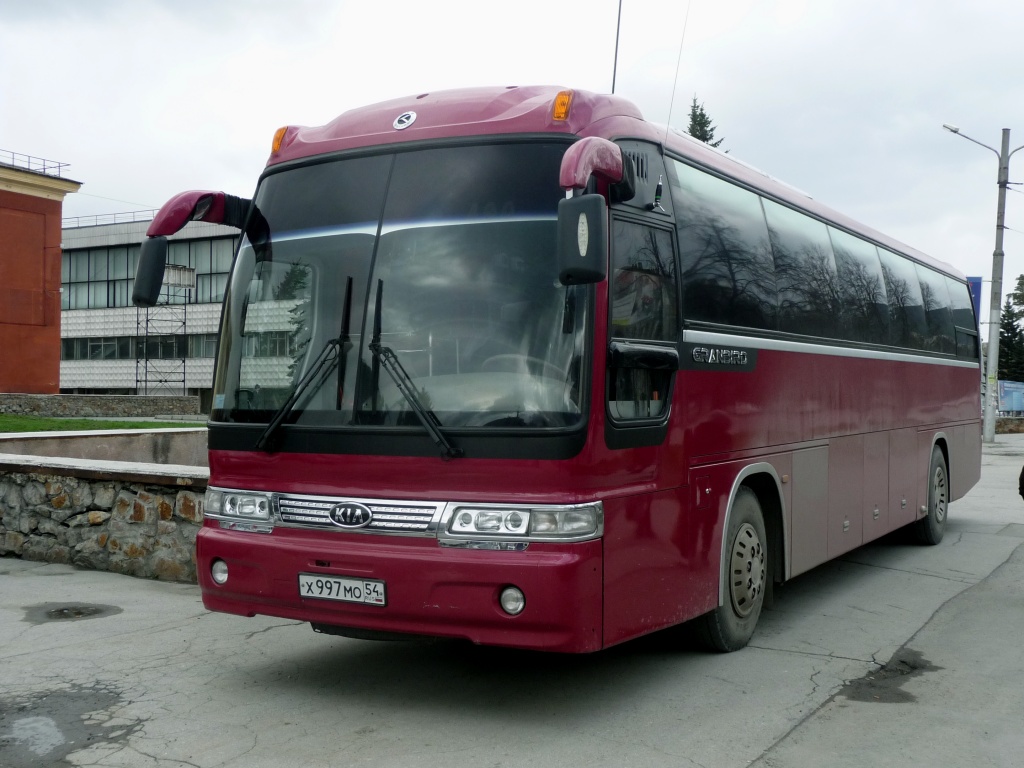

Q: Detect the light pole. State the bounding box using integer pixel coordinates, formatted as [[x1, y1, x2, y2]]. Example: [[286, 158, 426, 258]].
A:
[[943, 124, 1024, 443]]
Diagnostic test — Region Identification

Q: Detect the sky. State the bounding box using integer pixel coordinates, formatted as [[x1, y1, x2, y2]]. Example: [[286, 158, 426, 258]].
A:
[[3, 0, 1024, 334]]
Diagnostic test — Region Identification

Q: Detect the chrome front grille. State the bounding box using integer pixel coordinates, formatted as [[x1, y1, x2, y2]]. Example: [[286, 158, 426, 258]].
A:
[[275, 494, 442, 536]]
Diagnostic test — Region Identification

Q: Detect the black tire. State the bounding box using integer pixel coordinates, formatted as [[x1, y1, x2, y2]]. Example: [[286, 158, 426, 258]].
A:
[[913, 446, 948, 545], [697, 487, 768, 652]]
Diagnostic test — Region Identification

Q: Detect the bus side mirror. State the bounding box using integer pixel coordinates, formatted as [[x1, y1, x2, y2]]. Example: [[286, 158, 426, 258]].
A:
[[132, 236, 168, 307], [146, 190, 251, 237], [557, 194, 608, 286]]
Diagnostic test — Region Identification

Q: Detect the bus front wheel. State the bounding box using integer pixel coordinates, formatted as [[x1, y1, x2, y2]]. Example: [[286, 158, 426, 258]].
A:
[[698, 487, 767, 652]]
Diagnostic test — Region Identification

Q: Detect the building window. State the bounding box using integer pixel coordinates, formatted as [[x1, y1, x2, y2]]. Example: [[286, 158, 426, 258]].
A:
[[188, 333, 218, 358], [61, 333, 220, 360], [61, 236, 236, 310]]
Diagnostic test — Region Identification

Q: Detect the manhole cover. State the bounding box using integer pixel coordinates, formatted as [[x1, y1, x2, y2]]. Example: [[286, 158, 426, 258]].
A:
[[21, 603, 122, 626], [47, 606, 103, 620]]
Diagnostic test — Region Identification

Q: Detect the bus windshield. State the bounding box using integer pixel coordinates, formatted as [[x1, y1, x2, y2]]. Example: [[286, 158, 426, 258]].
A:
[[211, 142, 588, 432]]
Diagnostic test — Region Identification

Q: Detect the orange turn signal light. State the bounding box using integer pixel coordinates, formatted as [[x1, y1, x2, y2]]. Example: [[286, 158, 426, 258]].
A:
[[552, 90, 574, 122], [271, 126, 289, 153]]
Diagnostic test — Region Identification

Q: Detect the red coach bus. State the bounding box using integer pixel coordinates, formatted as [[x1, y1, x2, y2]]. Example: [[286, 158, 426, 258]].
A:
[[135, 86, 981, 652]]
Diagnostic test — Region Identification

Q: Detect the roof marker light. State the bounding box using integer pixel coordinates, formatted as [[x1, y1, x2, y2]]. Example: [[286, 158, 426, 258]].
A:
[[552, 90, 574, 122], [271, 126, 289, 153]]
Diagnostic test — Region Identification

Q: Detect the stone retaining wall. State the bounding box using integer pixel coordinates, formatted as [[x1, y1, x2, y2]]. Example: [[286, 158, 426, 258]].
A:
[[0, 457, 207, 583], [0, 429, 208, 467], [0, 393, 200, 418]]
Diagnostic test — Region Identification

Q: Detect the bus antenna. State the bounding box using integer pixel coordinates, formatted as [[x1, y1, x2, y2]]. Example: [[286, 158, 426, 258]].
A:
[[665, 0, 692, 144], [611, 0, 622, 93]]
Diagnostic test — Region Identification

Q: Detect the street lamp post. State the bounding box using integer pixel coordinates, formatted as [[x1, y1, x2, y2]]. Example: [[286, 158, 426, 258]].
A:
[[943, 124, 1024, 443]]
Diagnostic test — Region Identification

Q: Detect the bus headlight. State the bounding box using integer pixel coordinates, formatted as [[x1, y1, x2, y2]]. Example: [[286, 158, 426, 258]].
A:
[[451, 509, 530, 535], [443, 502, 602, 543], [529, 508, 599, 536], [205, 488, 272, 521]]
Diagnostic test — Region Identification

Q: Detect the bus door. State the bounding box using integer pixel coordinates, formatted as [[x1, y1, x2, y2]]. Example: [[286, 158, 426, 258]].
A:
[[601, 142, 699, 646]]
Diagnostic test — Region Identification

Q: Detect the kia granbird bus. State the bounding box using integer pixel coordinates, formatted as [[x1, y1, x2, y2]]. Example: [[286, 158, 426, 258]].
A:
[[134, 86, 981, 653]]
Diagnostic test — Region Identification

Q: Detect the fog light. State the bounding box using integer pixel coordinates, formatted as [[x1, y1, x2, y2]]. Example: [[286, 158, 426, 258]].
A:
[[211, 559, 229, 585], [499, 586, 525, 616]]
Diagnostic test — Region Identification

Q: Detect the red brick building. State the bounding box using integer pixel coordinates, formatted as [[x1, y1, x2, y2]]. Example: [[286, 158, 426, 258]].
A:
[[0, 155, 81, 393]]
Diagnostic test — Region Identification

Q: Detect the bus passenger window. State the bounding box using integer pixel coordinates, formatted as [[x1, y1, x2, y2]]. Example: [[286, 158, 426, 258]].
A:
[[946, 276, 979, 360], [669, 159, 778, 331], [828, 227, 890, 345], [762, 199, 843, 339], [878, 248, 928, 350], [915, 264, 956, 355]]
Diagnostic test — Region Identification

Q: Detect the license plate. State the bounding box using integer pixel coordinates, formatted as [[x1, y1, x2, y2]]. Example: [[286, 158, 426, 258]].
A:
[[298, 574, 386, 606]]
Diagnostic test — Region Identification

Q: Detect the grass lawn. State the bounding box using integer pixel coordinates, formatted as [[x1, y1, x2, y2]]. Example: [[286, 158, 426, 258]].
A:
[[0, 414, 201, 433]]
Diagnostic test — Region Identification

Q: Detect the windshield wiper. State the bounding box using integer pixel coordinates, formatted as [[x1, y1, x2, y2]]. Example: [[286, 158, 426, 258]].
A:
[[368, 279, 463, 460], [253, 338, 339, 452], [254, 276, 354, 452], [335, 277, 354, 409]]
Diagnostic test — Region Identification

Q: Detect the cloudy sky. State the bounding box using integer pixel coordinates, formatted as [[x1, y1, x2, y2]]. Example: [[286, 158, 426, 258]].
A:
[[3, 0, 1023, 330]]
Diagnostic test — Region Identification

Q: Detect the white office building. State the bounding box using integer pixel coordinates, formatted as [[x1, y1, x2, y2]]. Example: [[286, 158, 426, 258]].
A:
[[60, 214, 239, 411]]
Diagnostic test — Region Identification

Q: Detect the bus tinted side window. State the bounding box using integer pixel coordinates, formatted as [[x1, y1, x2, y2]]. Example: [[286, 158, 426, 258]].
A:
[[762, 199, 843, 338], [669, 159, 778, 330], [828, 227, 890, 345], [946, 276, 980, 360], [877, 248, 928, 349], [915, 265, 956, 355]]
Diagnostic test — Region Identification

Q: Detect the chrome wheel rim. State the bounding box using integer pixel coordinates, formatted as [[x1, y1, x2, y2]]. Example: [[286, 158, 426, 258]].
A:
[[730, 522, 765, 618]]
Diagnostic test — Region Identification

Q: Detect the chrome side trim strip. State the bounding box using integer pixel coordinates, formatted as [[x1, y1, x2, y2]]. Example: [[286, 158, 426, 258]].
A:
[[684, 329, 979, 369]]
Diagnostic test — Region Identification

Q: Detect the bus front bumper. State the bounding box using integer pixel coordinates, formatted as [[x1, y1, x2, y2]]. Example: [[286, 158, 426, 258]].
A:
[[196, 525, 604, 653]]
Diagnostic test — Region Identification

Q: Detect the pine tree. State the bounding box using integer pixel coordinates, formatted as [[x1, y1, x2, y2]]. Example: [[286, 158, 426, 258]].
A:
[[998, 294, 1024, 382], [687, 96, 724, 149], [1011, 273, 1024, 308]]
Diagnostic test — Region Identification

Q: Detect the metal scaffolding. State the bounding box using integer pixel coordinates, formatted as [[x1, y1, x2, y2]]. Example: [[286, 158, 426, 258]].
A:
[[136, 264, 195, 396]]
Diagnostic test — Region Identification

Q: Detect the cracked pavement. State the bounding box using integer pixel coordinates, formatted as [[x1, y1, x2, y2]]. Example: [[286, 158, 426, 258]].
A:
[[1, 436, 1022, 767]]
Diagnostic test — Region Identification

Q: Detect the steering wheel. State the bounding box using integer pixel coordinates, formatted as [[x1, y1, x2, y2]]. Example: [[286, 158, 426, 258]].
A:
[[481, 354, 566, 380]]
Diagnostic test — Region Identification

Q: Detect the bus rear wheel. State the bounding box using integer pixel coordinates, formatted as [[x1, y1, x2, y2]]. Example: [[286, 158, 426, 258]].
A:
[[913, 446, 948, 545], [697, 486, 767, 652]]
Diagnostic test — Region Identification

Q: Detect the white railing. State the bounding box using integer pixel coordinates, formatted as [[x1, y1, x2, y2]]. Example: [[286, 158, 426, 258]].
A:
[[62, 210, 159, 229], [0, 148, 70, 177]]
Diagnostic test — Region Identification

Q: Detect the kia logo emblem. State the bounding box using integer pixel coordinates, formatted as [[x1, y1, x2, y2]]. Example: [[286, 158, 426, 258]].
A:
[[393, 111, 417, 130], [329, 503, 373, 529]]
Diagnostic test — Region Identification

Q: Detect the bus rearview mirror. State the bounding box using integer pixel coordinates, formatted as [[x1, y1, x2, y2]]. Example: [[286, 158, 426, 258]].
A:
[[132, 236, 168, 308], [557, 194, 607, 286]]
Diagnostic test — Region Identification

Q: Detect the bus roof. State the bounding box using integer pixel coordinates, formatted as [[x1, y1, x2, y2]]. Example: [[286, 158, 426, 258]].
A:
[[267, 85, 963, 281], [268, 85, 643, 165]]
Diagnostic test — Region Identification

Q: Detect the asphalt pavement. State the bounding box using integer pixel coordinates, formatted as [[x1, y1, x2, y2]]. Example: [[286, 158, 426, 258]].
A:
[[754, 435, 1024, 768], [1, 435, 1022, 768]]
